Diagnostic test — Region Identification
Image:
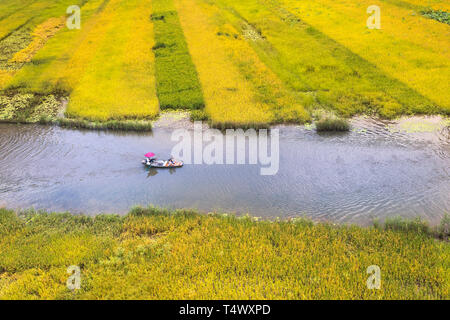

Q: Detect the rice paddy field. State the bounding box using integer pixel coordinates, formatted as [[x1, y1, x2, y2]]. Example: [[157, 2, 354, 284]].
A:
[[0, 207, 448, 300], [0, 0, 449, 127]]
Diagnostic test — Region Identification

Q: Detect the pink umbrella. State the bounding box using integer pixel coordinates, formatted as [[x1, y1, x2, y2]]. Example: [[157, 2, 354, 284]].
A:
[[145, 152, 155, 158]]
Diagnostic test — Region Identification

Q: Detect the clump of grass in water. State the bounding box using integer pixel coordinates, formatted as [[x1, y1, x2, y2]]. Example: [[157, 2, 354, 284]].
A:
[[313, 110, 350, 131], [315, 117, 350, 132]]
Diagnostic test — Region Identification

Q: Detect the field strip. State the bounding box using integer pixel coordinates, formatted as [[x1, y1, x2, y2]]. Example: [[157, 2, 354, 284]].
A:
[[214, 0, 435, 118], [288, 0, 450, 61], [0, 71, 13, 90], [0, 0, 39, 23], [0, 16, 67, 90], [278, 0, 450, 113], [151, 0, 204, 110], [174, 0, 310, 126], [0, 0, 88, 41], [0, 24, 33, 89], [0, 3, 39, 41], [5, 0, 116, 93], [9, 17, 66, 65], [380, 0, 450, 11], [66, 0, 159, 120]]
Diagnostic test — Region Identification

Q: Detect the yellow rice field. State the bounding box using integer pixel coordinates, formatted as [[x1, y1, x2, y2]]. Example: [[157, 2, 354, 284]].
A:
[[279, 0, 450, 114], [396, 0, 450, 11], [0, 0, 449, 126], [66, 0, 159, 120], [0, 207, 448, 299], [10, 17, 65, 65], [174, 0, 309, 127], [2, 0, 159, 121]]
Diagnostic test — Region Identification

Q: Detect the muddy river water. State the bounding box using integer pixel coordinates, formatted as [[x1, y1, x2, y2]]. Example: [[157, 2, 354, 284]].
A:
[[0, 116, 449, 225]]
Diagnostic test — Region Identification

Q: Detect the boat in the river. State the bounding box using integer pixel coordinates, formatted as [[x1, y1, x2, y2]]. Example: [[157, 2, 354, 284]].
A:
[[142, 158, 183, 168], [142, 153, 183, 168]]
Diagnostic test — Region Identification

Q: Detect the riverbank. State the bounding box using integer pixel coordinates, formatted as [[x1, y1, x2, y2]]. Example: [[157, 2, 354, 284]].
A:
[[0, 207, 448, 299]]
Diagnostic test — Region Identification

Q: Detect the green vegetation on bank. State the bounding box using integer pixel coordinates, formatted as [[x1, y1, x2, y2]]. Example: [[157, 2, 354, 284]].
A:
[[316, 117, 350, 132], [151, 0, 204, 110], [0, 207, 448, 299], [0, 93, 61, 122], [40, 117, 153, 131], [0, 93, 152, 131]]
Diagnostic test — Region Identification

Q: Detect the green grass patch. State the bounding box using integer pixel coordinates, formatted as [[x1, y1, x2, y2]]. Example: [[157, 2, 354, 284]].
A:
[[52, 117, 153, 131], [374, 215, 450, 240], [0, 92, 153, 131], [421, 9, 450, 24], [189, 109, 209, 121], [0, 25, 33, 71], [151, 0, 204, 110], [0, 93, 62, 122], [0, 207, 448, 299]]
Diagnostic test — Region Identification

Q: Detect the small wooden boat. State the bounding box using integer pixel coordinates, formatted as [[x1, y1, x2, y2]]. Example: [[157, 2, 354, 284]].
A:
[[142, 158, 183, 168]]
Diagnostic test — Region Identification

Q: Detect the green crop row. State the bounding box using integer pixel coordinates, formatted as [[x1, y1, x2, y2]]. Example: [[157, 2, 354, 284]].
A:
[[151, 0, 204, 110]]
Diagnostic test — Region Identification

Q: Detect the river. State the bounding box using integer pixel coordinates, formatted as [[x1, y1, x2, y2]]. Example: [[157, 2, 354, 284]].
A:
[[0, 116, 448, 225]]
